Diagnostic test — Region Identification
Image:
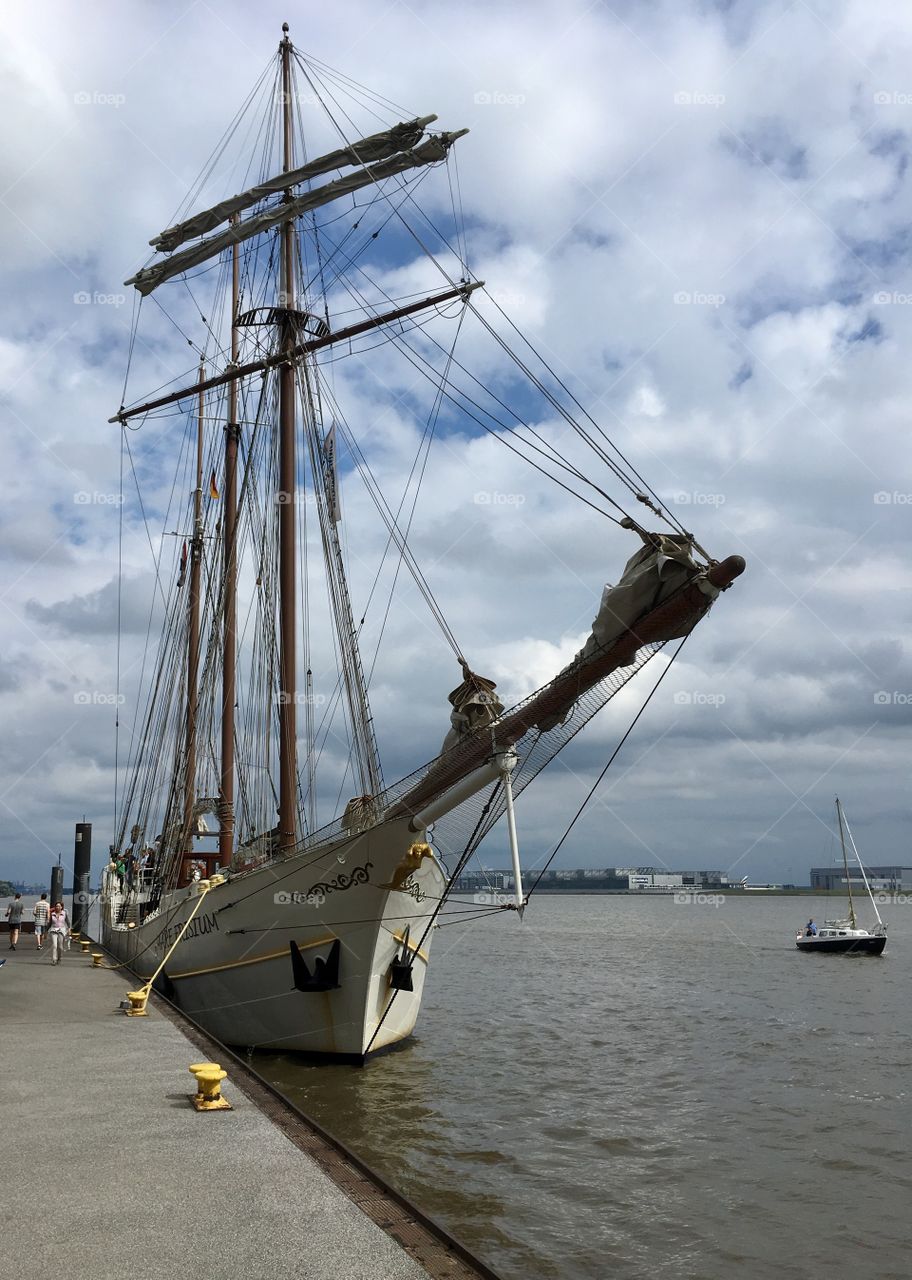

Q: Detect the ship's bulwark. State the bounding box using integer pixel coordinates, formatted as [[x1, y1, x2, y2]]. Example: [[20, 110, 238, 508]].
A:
[[102, 817, 444, 1060]]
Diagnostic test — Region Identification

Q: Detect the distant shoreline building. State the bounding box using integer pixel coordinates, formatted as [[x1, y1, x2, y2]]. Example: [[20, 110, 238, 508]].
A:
[[810, 865, 912, 892], [453, 867, 731, 893]]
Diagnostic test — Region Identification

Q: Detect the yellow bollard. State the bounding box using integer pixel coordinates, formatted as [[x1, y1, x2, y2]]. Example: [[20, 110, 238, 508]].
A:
[[70, 932, 82, 942], [124, 989, 149, 1017], [188, 1062, 221, 1103], [91, 953, 104, 967], [191, 1065, 231, 1111], [80, 939, 91, 954]]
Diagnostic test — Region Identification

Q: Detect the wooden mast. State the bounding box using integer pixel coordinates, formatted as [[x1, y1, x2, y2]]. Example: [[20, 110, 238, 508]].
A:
[[836, 796, 857, 928], [218, 221, 240, 867], [278, 22, 297, 854], [183, 361, 205, 871]]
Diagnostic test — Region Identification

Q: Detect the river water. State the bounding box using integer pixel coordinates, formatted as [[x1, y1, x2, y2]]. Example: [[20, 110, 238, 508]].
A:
[[8, 889, 906, 1276], [255, 893, 912, 1280]]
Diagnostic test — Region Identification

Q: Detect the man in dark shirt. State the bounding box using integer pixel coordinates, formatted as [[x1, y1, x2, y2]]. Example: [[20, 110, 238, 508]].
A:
[[5, 893, 24, 949]]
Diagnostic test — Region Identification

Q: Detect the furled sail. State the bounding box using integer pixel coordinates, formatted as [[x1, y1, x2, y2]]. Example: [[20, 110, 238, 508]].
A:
[[535, 531, 718, 730], [568, 533, 715, 670], [441, 664, 505, 754], [151, 115, 438, 252], [127, 130, 468, 296]]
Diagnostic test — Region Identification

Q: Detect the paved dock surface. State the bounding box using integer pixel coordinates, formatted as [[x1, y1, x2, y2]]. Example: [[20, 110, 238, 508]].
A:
[[1, 944, 434, 1280]]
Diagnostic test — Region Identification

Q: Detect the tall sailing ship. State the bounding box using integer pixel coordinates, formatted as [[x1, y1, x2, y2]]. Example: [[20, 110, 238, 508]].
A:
[[101, 26, 745, 1059]]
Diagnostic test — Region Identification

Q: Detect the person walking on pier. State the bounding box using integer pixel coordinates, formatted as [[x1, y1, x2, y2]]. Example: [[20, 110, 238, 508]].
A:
[[6, 893, 24, 949], [48, 902, 69, 965], [32, 893, 50, 948]]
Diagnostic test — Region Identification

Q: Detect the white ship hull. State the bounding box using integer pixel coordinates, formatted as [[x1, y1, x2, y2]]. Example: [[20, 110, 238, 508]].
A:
[[101, 817, 444, 1060]]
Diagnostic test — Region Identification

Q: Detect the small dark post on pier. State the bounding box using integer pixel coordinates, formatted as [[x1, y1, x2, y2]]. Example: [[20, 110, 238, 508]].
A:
[[50, 864, 64, 908], [72, 822, 92, 934]]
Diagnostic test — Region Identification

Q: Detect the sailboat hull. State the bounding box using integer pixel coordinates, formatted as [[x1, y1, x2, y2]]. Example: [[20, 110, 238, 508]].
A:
[[796, 935, 887, 955], [101, 818, 445, 1060]]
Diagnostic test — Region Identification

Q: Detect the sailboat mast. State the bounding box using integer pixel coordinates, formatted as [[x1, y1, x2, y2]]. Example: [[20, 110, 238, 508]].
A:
[[218, 224, 240, 865], [841, 807, 885, 929], [277, 22, 298, 854], [183, 361, 205, 856], [836, 796, 856, 928]]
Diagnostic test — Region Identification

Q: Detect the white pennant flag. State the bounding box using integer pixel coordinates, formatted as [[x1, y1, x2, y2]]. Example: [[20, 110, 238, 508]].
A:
[[323, 424, 341, 524]]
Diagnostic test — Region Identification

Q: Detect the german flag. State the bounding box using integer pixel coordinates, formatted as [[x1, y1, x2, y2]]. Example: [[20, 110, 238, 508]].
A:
[[209, 469, 220, 500]]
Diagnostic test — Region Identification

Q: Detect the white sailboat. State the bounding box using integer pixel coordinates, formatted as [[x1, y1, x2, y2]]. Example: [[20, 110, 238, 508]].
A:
[[796, 798, 888, 955], [101, 25, 745, 1059]]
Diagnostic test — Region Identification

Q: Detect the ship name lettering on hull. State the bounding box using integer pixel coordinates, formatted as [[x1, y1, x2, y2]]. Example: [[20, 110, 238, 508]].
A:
[[160, 910, 220, 951]]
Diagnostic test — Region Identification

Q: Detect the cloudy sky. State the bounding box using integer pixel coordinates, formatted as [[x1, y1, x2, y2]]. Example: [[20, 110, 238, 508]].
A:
[[2, 0, 911, 888]]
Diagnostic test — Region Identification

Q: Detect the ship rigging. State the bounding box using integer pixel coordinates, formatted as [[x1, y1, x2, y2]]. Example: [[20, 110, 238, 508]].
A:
[[102, 25, 744, 1059]]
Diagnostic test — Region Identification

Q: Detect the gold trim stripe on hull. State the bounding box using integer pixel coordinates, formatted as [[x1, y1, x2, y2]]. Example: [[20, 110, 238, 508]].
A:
[[164, 929, 428, 982]]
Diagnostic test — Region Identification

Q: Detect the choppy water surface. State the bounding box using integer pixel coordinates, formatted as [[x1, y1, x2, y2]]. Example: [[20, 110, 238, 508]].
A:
[[257, 895, 912, 1279]]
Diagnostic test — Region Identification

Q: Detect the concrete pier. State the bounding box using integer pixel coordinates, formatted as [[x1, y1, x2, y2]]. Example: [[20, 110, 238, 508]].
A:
[[0, 946, 488, 1280]]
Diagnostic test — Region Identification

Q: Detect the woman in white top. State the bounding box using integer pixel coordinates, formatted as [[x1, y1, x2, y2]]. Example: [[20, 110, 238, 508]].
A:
[[48, 903, 69, 965]]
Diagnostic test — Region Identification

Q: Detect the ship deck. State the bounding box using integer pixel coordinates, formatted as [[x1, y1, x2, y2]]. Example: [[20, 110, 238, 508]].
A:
[[0, 942, 498, 1280]]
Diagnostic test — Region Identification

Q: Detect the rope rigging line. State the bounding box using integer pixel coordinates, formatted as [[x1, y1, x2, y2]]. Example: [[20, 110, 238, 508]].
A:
[[525, 633, 691, 899], [114, 429, 125, 837], [468, 303, 663, 505], [290, 51, 408, 138], [273, 75, 695, 546], [361, 633, 695, 1051], [359, 308, 465, 685], [304, 308, 470, 812], [364, 175, 686, 534], [436, 907, 509, 928], [327, 293, 631, 525], [294, 48, 413, 121], [119, 291, 141, 408], [362, 785, 503, 1057], [308, 237, 639, 525], [468, 298, 697, 546], [315, 317, 468, 665], [133, 53, 278, 268], [299, 365, 385, 801]]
